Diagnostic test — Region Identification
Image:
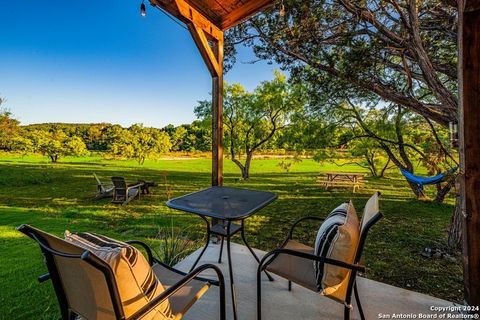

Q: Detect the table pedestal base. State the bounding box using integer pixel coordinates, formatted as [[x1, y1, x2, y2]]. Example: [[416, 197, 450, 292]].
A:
[[190, 218, 274, 320]]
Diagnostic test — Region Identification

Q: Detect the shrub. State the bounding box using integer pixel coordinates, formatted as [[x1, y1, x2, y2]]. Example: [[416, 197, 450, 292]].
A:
[[154, 221, 196, 266]]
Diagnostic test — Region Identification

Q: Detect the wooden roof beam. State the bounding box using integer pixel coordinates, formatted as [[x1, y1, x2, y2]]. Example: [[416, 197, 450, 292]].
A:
[[150, 0, 223, 41], [174, 0, 223, 41], [465, 0, 480, 12], [189, 24, 222, 77], [219, 0, 276, 31]]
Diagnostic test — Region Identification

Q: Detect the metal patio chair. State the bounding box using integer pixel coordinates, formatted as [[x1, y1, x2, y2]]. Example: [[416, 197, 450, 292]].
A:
[[257, 192, 383, 320], [111, 176, 143, 205], [18, 224, 226, 320], [93, 173, 114, 200]]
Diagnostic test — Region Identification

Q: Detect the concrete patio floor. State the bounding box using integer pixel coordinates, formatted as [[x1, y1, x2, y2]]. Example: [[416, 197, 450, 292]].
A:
[[173, 242, 461, 320]]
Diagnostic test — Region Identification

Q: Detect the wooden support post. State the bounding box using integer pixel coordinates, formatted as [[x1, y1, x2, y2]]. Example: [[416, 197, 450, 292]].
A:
[[459, 0, 480, 307], [187, 27, 224, 186], [173, 0, 224, 187], [211, 40, 224, 186]]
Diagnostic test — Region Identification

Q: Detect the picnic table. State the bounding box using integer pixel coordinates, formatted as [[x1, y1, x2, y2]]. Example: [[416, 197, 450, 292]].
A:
[[317, 171, 365, 193]]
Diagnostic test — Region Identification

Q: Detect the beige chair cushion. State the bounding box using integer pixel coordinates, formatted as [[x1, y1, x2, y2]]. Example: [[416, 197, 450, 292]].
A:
[[65, 232, 174, 320], [314, 201, 360, 302], [266, 240, 318, 292], [152, 264, 210, 320], [361, 192, 380, 233]]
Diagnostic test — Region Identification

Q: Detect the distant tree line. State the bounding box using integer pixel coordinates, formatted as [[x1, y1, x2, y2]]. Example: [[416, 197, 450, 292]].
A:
[[1, 79, 455, 182], [0, 99, 213, 164], [1, 68, 456, 199]]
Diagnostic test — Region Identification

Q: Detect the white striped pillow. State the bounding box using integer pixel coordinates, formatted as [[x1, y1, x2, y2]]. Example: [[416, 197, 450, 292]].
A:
[[65, 231, 174, 320], [313, 201, 360, 295]]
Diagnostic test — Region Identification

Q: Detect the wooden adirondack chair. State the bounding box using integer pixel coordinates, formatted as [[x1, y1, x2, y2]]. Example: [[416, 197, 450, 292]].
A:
[[93, 173, 114, 200], [111, 176, 143, 206]]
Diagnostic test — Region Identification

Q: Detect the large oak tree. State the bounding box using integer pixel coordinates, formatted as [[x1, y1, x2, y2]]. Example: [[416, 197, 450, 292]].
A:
[[226, 0, 458, 126], [196, 72, 305, 179]]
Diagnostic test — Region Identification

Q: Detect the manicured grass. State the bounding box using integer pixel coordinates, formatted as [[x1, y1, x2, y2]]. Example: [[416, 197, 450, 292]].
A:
[[0, 153, 462, 319]]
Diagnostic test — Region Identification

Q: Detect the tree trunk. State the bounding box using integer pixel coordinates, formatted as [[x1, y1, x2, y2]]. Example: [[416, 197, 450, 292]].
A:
[[434, 174, 457, 203], [242, 153, 253, 180], [365, 152, 378, 177], [379, 158, 391, 178], [447, 193, 462, 250], [231, 157, 249, 180], [407, 180, 428, 200]]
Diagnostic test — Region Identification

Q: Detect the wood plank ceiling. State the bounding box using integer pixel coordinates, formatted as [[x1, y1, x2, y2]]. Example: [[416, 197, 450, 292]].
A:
[[149, 0, 276, 31]]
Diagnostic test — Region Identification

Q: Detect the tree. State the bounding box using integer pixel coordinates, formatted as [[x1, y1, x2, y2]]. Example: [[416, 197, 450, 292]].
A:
[[0, 99, 21, 151], [226, 0, 462, 247], [226, 0, 457, 126], [108, 124, 171, 164], [66, 136, 89, 156], [317, 138, 392, 178], [84, 124, 109, 150], [195, 71, 305, 179], [188, 120, 212, 151], [337, 100, 457, 202], [32, 130, 88, 162], [170, 126, 188, 151], [9, 136, 34, 153], [101, 124, 126, 153]]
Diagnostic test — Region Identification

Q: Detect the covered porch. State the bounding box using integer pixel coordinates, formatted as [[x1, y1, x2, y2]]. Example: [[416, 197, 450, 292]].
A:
[[174, 242, 459, 319], [148, 0, 480, 309]]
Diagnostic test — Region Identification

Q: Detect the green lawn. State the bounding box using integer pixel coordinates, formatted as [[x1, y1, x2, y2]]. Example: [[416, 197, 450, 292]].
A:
[[0, 153, 462, 319]]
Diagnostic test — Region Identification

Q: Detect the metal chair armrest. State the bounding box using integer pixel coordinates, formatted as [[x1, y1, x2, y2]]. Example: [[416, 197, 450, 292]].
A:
[[288, 216, 325, 240], [153, 258, 220, 286], [260, 248, 366, 273], [128, 264, 226, 320]]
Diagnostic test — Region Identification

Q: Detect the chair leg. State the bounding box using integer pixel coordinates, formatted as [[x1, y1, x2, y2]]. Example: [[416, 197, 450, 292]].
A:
[[257, 264, 263, 320], [344, 305, 350, 320], [354, 281, 365, 320], [219, 274, 226, 320], [218, 236, 224, 263], [288, 280, 292, 291]]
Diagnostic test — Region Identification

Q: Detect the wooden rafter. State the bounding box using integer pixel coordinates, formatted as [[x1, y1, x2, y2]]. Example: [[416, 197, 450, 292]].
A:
[[174, 0, 223, 41], [465, 0, 480, 12], [150, 0, 277, 32], [219, 0, 276, 30], [150, 0, 223, 40], [188, 24, 222, 77]]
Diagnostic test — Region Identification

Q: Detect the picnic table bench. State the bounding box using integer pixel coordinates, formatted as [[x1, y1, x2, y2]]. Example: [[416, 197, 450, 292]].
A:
[[317, 171, 365, 193]]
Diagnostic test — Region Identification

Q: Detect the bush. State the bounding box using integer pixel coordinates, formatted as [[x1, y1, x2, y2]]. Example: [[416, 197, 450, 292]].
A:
[[154, 221, 196, 266]]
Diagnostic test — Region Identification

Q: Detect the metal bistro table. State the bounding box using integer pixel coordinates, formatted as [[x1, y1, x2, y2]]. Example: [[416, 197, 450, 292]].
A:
[[166, 186, 277, 320]]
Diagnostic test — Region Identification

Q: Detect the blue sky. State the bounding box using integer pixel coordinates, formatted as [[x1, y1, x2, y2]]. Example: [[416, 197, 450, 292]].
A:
[[0, 0, 277, 127]]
